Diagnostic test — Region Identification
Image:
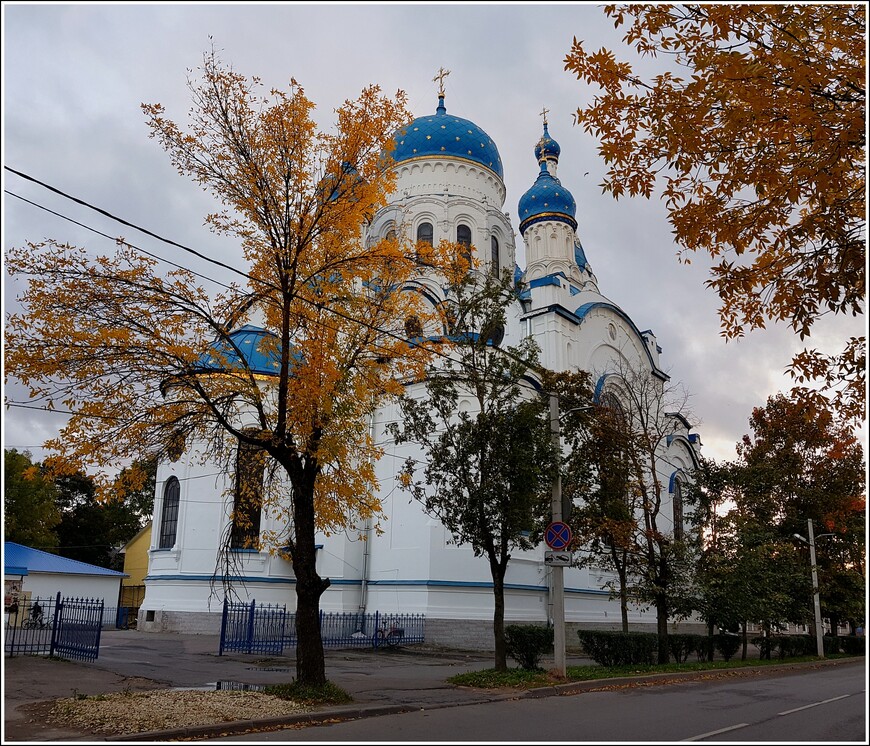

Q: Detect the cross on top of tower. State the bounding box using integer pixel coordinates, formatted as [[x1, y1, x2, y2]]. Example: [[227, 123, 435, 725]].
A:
[[540, 106, 549, 126], [433, 67, 451, 96]]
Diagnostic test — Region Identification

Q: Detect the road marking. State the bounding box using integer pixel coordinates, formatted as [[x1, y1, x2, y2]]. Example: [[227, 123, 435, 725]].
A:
[[779, 694, 850, 715], [683, 723, 750, 741]]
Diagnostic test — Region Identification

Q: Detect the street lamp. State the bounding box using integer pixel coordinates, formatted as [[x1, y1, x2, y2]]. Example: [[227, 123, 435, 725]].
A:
[[793, 519, 836, 658]]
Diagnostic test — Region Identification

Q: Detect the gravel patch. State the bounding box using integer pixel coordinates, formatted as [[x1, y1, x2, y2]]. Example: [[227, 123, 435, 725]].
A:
[[47, 689, 309, 735]]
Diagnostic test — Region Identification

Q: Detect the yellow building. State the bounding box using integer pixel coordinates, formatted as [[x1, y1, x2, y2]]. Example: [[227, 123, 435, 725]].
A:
[[119, 522, 151, 621]]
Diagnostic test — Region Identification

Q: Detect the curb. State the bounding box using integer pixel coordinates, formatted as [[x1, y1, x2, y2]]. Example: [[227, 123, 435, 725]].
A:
[[96, 657, 865, 742]]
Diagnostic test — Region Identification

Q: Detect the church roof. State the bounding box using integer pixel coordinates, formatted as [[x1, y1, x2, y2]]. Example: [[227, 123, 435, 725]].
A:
[[518, 161, 577, 233], [196, 325, 284, 377], [534, 122, 561, 162], [518, 121, 577, 233], [391, 94, 504, 179]]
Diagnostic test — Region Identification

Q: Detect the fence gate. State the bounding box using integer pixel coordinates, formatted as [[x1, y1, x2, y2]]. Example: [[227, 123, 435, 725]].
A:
[[219, 599, 287, 656], [51, 593, 105, 661], [4, 592, 105, 661]]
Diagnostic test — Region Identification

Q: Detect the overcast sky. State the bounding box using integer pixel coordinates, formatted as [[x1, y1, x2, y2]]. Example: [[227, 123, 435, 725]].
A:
[[3, 2, 865, 469]]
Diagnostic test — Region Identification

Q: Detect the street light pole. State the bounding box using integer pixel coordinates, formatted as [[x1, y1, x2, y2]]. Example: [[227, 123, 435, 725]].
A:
[[794, 519, 831, 658], [807, 519, 825, 658], [549, 392, 566, 677]]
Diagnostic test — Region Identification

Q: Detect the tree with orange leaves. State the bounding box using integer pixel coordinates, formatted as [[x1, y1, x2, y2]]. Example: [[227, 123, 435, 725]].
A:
[[565, 4, 865, 424], [5, 48, 453, 686]]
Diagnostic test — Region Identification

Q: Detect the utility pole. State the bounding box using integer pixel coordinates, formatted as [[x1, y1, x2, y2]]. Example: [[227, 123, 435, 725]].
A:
[[807, 519, 825, 658], [549, 392, 566, 676]]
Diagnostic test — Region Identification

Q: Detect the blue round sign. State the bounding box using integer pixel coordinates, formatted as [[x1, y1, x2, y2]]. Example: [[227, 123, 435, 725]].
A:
[[545, 521, 572, 550]]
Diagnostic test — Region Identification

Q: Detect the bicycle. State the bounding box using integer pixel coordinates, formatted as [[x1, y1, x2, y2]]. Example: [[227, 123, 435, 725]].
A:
[[23, 614, 47, 630], [372, 622, 404, 649]]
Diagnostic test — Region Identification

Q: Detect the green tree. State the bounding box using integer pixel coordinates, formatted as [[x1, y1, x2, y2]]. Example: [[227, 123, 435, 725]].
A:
[[389, 269, 563, 671], [565, 4, 865, 423], [689, 394, 865, 648], [54, 461, 155, 569], [563, 360, 698, 663], [3, 449, 61, 549]]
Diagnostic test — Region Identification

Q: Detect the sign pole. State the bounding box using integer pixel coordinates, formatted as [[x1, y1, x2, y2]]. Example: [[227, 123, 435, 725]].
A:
[[549, 392, 566, 677]]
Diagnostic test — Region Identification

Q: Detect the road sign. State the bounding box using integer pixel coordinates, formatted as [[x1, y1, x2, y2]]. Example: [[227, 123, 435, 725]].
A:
[[545, 521, 572, 550], [545, 551, 572, 566]]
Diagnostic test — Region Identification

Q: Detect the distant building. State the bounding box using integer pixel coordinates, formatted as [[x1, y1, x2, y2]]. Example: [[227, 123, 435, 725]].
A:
[[3, 542, 126, 626], [139, 86, 702, 646]]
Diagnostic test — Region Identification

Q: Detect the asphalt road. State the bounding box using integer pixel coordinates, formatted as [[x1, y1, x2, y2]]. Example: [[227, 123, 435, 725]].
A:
[[214, 660, 867, 743]]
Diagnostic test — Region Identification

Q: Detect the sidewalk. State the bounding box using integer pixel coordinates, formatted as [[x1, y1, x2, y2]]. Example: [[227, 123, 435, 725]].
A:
[[3, 629, 862, 742]]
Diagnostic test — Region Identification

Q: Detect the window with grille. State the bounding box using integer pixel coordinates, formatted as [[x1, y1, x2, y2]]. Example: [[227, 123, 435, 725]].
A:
[[231, 439, 265, 549]]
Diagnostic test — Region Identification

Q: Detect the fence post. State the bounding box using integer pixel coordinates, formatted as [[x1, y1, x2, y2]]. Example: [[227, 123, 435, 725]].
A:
[[373, 609, 380, 649], [246, 599, 256, 655], [49, 592, 62, 658], [94, 598, 104, 652], [219, 598, 229, 656]]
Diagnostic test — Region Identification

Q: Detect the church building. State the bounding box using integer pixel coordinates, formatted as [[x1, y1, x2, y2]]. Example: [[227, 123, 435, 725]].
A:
[[138, 79, 702, 647]]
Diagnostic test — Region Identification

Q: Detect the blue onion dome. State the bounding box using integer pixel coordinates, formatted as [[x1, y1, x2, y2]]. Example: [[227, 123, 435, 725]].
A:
[[518, 161, 577, 233], [534, 122, 561, 162], [196, 325, 284, 377], [574, 239, 589, 271], [391, 94, 504, 179]]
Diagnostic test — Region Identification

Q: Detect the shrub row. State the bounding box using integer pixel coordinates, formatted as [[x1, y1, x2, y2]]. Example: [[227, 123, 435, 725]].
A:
[[753, 634, 865, 658], [509, 626, 866, 670], [576, 629, 867, 665]]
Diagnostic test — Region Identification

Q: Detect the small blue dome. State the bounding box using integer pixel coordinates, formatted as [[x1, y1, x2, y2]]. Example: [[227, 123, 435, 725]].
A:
[[518, 161, 577, 233], [534, 123, 561, 162], [392, 95, 504, 179], [196, 325, 284, 377]]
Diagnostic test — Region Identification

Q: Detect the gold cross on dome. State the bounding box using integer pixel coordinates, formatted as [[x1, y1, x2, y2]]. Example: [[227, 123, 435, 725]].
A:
[[540, 106, 549, 126], [434, 67, 451, 96]]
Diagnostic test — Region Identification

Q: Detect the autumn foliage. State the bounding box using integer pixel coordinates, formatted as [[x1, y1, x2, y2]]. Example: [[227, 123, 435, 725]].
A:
[[565, 4, 865, 423], [5, 49, 453, 685]]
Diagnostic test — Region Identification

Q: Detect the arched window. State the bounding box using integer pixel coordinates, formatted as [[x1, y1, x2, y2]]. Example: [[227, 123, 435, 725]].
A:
[[416, 222, 433, 246], [673, 479, 684, 541], [158, 477, 180, 549], [490, 235, 500, 277], [385, 228, 396, 242], [457, 224, 472, 266], [231, 439, 265, 549]]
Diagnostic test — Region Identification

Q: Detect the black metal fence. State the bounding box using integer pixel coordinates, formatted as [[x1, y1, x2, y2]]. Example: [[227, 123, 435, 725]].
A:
[[219, 599, 288, 655], [4, 593, 105, 661], [218, 600, 425, 655]]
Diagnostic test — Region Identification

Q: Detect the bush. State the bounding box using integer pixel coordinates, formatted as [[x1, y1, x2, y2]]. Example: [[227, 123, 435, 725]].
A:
[[505, 624, 553, 670], [695, 635, 715, 662], [715, 633, 741, 661], [751, 634, 775, 660], [823, 635, 841, 656], [774, 635, 803, 658], [839, 636, 866, 656], [668, 634, 701, 663], [577, 630, 657, 667]]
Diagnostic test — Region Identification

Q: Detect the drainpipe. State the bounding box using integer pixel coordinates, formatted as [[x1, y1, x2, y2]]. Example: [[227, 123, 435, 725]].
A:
[[357, 401, 377, 622]]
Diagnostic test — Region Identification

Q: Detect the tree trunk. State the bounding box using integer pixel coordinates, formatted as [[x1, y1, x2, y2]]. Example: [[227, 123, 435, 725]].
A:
[[741, 620, 748, 661], [291, 467, 329, 687], [294, 565, 328, 687], [618, 565, 629, 633], [707, 620, 715, 662], [492, 568, 507, 671], [656, 594, 669, 664]]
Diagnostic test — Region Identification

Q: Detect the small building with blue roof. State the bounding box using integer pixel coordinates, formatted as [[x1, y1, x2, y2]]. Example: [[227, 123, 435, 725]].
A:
[[4, 542, 126, 623]]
